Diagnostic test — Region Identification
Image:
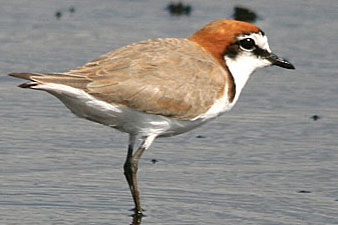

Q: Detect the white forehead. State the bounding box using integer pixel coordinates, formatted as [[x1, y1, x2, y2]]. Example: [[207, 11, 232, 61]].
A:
[[238, 32, 271, 52]]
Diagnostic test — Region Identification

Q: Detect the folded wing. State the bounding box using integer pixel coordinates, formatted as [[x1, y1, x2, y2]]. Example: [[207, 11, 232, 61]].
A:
[[10, 38, 227, 120]]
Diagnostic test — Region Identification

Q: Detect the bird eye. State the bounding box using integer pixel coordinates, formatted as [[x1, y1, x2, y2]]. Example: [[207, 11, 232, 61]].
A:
[[239, 38, 256, 51]]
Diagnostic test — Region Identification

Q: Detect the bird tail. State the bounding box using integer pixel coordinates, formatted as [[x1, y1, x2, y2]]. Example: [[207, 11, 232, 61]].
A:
[[9, 73, 44, 88], [9, 73, 90, 89]]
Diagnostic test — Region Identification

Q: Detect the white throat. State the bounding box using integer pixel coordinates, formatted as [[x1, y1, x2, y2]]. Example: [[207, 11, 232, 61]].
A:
[[225, 55, 257, 106], [224, 32, 272, 105]]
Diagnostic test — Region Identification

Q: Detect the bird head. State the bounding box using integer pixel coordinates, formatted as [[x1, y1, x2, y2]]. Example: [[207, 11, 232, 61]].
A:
[[188, 19, 295, 71]]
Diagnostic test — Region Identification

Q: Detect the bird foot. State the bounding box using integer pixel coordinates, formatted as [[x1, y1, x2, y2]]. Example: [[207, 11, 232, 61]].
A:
[[129, 208, 145, 217]]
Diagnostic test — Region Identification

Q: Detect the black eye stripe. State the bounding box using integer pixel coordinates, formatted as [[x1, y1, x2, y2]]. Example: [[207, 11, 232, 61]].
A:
[[253, 47, 270, 58], [238, 38, 271, 58], [224, 43, 269, 59], [223, 43, 239, 59], [223, 35, 269, 59]]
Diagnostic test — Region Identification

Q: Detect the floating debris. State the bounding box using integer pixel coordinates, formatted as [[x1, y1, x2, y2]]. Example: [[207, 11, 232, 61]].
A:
[[55, 6, 76, 20], [195, 135, 206, 139], [233, 6, 258, 23], [55, 11, 62, 19], [69, 6, 75, 13], [310, 115, 320, 121], [297, 190, 312, 193], [166, 2, 192, 16], [151, 159, 158, 164]]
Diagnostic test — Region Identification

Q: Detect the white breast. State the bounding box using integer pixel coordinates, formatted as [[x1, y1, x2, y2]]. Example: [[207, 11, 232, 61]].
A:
[[194, 54, 262, 121]]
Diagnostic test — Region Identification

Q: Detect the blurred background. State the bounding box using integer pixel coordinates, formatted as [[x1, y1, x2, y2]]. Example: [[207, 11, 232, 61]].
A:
[[1, 1, 338, 224]]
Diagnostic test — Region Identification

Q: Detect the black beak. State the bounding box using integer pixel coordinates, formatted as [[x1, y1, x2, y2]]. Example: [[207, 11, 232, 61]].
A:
[[267, 53, 295, 69]]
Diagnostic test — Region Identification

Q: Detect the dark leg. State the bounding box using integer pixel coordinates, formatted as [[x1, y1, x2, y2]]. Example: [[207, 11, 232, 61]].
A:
[[124, 143, 136, 208], [123, 135, 156, 215], [124, 146, 145, 215], [124, 135, 138, 212]]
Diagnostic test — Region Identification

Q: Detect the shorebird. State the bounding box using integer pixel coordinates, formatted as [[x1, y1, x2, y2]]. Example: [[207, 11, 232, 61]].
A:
[[9, 19, 295, 215]]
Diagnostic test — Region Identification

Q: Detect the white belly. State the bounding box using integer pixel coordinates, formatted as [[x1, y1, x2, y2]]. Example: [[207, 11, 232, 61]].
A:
[[32, 83, 210, 137]]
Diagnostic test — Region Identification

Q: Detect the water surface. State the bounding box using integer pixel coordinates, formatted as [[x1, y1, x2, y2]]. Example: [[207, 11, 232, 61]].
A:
[[1, 1, 338, 224]]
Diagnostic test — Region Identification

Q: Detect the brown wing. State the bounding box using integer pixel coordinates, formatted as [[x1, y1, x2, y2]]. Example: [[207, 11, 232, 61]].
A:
[[72, 38, 227, 119], [11, 38, 227, 119]]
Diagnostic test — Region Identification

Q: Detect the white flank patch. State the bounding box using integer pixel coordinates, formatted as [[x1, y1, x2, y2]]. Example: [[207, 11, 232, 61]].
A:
[[32, 83, 122, 118], [193, 93, 230, 121]]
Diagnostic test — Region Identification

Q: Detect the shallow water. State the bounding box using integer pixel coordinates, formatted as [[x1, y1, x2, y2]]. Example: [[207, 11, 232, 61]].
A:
[[1, 0, 338, 224]]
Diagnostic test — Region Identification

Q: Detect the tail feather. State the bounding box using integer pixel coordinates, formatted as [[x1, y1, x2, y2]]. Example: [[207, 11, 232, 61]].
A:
[[9, 72, 42, 80], [9, 73, 41, 88], [17, 81, 39, 88], [9, 72, 90, 89]]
